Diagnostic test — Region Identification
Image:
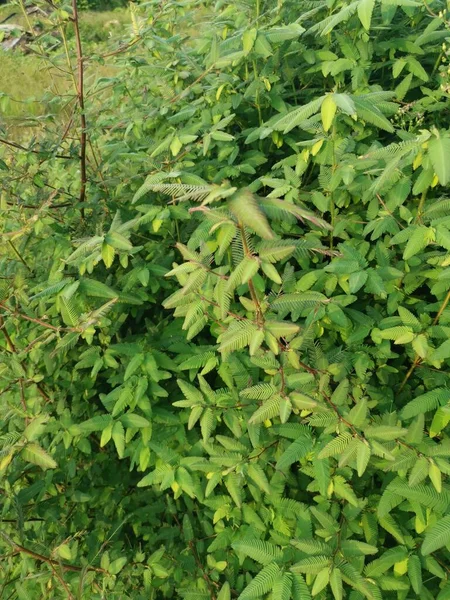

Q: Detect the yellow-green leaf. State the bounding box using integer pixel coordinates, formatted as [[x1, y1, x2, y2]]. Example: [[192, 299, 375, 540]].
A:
[[312, 567, 330, 596], [357, 0, 375, 30], [243, 28, 257, 54], [58, 544, 72, 561], [22, 443, 57, 470], [102, 241, 115, 268], [321, 95, 337, 132], [356, 440, 371, 477], [428, 461, 442, 493], [428, 135, 450, 185]]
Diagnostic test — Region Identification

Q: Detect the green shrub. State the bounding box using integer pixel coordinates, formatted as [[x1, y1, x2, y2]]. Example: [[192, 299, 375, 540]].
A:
[[1, 0, 450, 598]]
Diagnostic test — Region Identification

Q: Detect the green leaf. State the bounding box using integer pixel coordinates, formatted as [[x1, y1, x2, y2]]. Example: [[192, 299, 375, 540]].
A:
[[112, 421, 125, 458], [120, 413, 150, 428], [312, 567, 329, 596], [402, 388, 450, 419], [243, 28, 257, 54], [21, 443, 57, 470], [358, 0, 375, 29], [225, 472, 243, 507], [23, 416, 48, 442], [349, 271, 368, 293], [101, 241, 115, 268], [228, 189, 274, 240], [291, 556, 331, 574], [403, 226, 433, 260], [321, 95, 337, 132], [276, 435, 313, 471], [430, 406, 450, 438], [428, 461, 442, 493], [249, 396, 281, 424], [330, 568, 343, 600], [104, 231, 133, 251], [318, 433, 352, 459], [422, 515, 450, 555], [270, 96, 325, 133], [217, 582, 231, 600], [428, 135, 450, 185], [247, 463, 271, 494], [58, 544, 72, 561], [232, 539, 283, 565], [238, 562, 280, 599], [408, 554, 422, 594], [356, 440, 371, 476]]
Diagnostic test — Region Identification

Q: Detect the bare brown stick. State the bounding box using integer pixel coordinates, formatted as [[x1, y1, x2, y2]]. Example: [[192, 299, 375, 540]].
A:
[[71, 0, 87, 212]]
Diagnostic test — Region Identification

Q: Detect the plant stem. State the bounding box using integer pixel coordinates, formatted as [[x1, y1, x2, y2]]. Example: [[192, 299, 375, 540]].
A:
[[416, 188, 428, 222], [71, 0, 87, 212], [399, 289, 450, 391], [239, 224, 264, 326], [7, 240, 31, 272], [0, 531, 106, 574]]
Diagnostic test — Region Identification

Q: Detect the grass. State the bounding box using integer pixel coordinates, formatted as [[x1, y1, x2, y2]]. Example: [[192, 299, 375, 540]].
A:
[[0, 5, 130, 135]]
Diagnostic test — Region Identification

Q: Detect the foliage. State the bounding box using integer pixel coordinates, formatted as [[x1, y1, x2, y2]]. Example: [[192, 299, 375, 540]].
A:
[[1, 0, 450, 598]]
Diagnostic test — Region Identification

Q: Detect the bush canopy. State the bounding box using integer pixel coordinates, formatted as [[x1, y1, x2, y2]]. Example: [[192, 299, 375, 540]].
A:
[[1, 0, 450, 598]]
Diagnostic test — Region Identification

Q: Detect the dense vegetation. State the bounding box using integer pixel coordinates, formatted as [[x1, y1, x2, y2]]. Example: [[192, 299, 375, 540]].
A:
[[1, 0, 450, 598]]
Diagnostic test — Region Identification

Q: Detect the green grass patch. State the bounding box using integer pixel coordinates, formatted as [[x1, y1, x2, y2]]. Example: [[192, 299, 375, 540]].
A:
[[0, 7, 129, 135]]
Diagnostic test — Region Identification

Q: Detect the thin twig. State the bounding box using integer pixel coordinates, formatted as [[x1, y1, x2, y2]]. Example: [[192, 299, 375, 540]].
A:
[[399, 289, 450, 391], [171, 515, 218, 599], [0, 531, 106, 574], [0, 313, 51, 403], [0, 316, 16, 353], [71, 0, 87, 213], [0, 137, 73, 160], [238, 224, 264, 326], [96, 36, 141, 59], [0, 302, 63, 332], [7, 240, 31, 272]]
